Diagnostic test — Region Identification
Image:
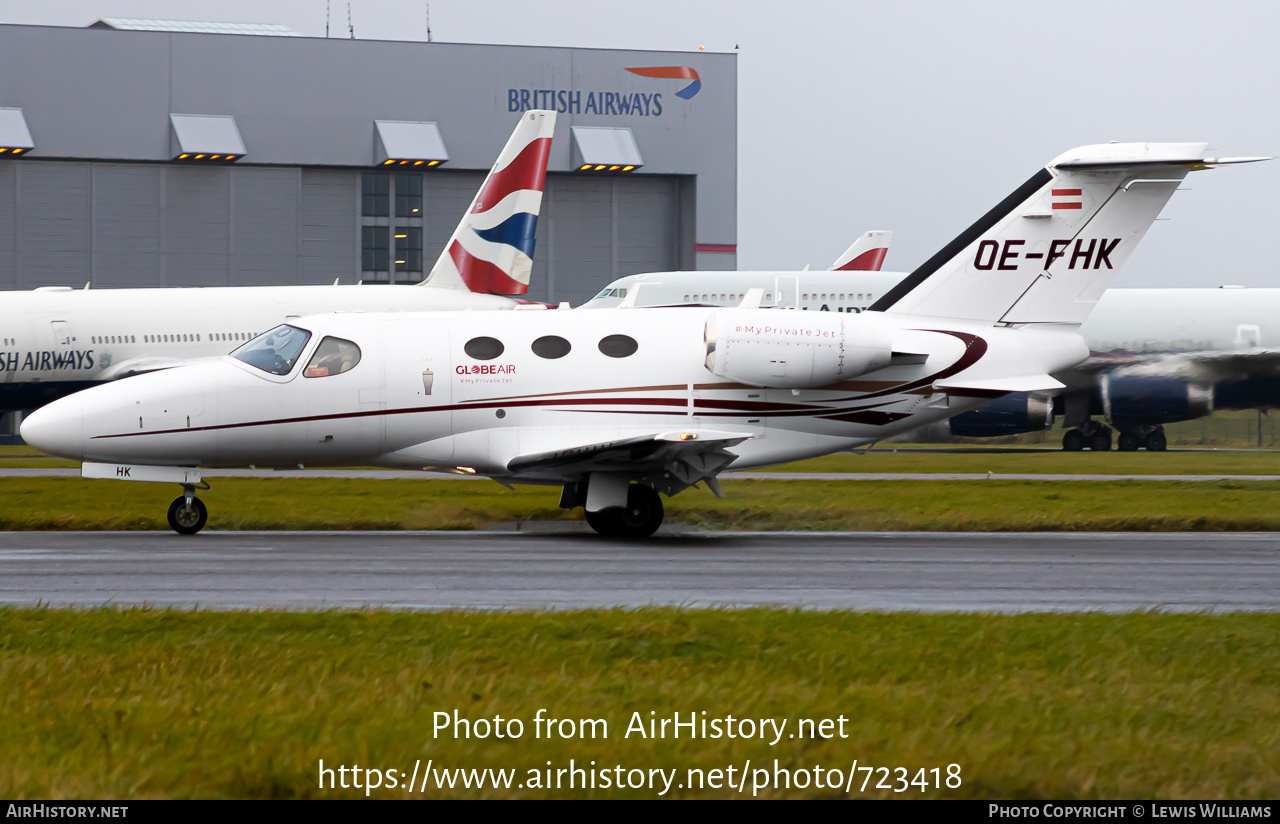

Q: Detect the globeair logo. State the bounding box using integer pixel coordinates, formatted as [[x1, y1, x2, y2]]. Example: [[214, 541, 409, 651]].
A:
[[507, 65, 702, 117]]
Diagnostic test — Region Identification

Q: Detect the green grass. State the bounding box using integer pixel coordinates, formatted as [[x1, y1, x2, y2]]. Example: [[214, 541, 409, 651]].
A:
[[5, 476, 1280, 531], [2, 607, 1277, 799]]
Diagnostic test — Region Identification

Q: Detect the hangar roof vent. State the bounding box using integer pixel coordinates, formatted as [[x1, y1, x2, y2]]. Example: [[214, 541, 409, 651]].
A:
[[170, 114, 246, 161], [571, 126, 643, 172], [90, 19, 302, 36], [374, 120, 449, 167], [0, 108, 34, 156]]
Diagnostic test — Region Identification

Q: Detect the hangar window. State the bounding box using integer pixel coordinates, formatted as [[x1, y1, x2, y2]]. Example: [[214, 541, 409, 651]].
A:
[[395, 173, 423, 217], [598, 334, 638, 358], [304, 336, 362, 378], [531, 335, 571, 359], [232, 325, 312, 376], [395, 227, 422, 273], [464, 336, 504, 361], [362, 173, 389, 217], [362, 226, 389, 272]]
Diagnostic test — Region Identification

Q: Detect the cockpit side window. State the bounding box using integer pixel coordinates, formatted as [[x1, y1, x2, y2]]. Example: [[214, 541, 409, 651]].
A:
[[231, 325, 312, 376], [304, 336, 362, 378]]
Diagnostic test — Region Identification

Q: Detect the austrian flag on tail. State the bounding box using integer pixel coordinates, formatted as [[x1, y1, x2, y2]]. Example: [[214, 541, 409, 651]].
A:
[[423, 110, 556, 296], [1051, 188, 1083, 210]]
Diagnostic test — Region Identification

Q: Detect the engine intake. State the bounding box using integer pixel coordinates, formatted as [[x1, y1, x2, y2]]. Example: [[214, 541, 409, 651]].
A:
[[1102, 375, 1213, 424], [703, 309, 893, 389]]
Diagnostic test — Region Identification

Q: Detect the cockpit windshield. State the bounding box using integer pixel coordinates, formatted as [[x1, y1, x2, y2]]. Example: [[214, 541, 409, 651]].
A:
[[231, 325, 313, 376]]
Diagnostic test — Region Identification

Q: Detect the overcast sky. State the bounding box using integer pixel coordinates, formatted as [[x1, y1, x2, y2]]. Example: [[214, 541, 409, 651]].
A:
[[2, 0, 1278, 287]]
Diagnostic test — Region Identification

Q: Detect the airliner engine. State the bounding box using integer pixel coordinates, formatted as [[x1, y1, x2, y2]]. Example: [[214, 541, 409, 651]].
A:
[[703, 309, 894, 388]]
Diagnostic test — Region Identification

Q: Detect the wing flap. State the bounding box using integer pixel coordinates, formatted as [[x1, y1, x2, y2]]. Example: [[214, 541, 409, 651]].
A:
[[506, 429, 753, 493]]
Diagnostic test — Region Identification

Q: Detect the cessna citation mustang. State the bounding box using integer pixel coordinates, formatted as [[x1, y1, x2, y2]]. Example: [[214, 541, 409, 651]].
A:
[[0, 109, 556, 413], [23, 142, 1259, 537]]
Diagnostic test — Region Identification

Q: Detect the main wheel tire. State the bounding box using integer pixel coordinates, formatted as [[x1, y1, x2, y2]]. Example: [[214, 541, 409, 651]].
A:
[[584, 507, 623, 536], [584, 485, 664, 538], [167, 495, 208, 535], [1062, 430, 1086, 452], [1089, 431, 1112, 452], [1117, 432, 1141, 452], [616, 484, 663, 538], [1145, 429, 1168, 452]]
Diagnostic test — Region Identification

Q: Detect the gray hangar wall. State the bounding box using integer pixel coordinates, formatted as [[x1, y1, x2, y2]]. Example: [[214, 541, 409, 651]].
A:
[[0, 25, 737, 305]]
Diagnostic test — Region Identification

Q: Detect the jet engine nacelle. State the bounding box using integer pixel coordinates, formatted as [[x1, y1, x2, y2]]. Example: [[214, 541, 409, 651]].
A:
[[948, 392, 1054, 437], [703, 309, 894, 389], [1102, 375, 1213, 423]]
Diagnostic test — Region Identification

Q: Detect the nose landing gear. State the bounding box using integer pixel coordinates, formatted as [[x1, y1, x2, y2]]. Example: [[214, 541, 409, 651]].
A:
[[167, 484, 208, 535]]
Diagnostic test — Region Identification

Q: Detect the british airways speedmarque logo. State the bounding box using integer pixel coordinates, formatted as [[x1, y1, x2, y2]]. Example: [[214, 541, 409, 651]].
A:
[[507, 66, 703, 117], [625, 66, 702, 99]]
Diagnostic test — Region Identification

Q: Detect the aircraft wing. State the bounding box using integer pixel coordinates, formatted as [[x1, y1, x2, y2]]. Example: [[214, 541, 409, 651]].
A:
[[1075, 348, 1280, 384], [505, 429, 753, 495], [97, 355, 205, 380]]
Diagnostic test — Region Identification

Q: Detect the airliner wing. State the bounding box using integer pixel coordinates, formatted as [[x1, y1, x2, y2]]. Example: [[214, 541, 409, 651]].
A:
[[506, 429, 752, 494], [1088, 348, 1280, 384], [97, 356, 199, 380]]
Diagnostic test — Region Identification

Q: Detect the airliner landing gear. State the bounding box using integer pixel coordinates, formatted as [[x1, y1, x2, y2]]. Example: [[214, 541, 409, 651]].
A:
[[167, 485, 207, 535], [1062, 421, 1112, 451], [1117, 424, 1167, 452], [584, 484, 664, 538]]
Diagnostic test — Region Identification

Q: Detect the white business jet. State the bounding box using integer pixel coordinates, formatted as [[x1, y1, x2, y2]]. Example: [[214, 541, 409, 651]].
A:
[[24, 142, 1256, 536], [0, 110, 556, 412]]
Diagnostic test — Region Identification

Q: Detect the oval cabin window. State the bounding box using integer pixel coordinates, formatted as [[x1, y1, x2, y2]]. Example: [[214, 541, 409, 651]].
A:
[[598, 334, 638, 358], [464, 336, 505, 361], [531, 335, 571, 359]]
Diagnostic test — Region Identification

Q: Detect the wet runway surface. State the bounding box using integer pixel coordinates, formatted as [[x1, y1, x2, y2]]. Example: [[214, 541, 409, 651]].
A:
[[1, 530, 1278, 612]]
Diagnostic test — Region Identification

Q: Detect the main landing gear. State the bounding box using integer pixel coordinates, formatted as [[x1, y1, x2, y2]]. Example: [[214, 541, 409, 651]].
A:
[[167, 484, 208, 535], [562, 478, 665, 538], [1062, 423, 1167, 452], [584, 484, 664, 538]]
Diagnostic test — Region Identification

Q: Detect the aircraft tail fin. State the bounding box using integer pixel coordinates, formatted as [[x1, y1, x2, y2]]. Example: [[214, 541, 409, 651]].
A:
[[868, 144, 1266, 326], [829, 230, 892, 271], [422, 109, 556, 295]]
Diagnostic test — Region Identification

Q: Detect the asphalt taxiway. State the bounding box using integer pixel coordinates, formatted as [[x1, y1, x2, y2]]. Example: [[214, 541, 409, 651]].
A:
[[1, 530, 1277, 612]]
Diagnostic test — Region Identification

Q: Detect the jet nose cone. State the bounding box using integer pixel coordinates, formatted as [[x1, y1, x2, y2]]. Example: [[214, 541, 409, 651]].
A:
[[20, 394, 86, 460]]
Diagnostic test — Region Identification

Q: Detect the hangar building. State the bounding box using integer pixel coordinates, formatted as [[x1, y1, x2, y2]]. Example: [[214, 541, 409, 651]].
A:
[[0, 21, 737, 305]]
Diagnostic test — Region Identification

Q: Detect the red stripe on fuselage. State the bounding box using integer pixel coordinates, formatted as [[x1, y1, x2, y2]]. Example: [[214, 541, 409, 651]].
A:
[[1050, 188, 1082, 196], [1051, 202, 1083, 210], [471, 137, 552, 214]]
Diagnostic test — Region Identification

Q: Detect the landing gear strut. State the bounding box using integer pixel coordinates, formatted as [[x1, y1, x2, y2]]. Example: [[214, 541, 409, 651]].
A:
[[584, 484, 664, 538], [167, 484, 208, 535]]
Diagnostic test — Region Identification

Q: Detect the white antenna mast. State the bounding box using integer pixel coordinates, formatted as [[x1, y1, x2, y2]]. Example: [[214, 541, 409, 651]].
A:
[[426, 3, 433, 42], [325, 0, 330, 37], [347, 2, 354, 38]]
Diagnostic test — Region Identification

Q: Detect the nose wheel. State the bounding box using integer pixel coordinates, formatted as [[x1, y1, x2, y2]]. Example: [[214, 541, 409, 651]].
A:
[[167, 491, 208, 535]]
